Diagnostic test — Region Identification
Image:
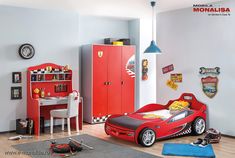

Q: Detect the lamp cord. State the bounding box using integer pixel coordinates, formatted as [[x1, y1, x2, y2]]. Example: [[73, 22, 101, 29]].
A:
[[151, 1, 156, 41]]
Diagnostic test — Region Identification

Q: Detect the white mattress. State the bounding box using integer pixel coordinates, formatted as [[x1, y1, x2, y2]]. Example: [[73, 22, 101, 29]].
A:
[[140, 109, 172, 120]]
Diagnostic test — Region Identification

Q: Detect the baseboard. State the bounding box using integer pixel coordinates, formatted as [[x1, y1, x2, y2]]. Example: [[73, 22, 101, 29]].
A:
[[0, 130, 16, 134], [222, 134, 235, 139], [0, 125, 65, 134]]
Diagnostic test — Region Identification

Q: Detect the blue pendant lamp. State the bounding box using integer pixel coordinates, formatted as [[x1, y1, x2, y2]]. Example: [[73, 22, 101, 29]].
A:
[[144, 0, 161, 54]]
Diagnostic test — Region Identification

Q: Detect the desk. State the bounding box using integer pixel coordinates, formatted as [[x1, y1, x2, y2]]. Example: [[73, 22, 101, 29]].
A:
[[27, 96, 83, 136], [39, 97, 68, 106]]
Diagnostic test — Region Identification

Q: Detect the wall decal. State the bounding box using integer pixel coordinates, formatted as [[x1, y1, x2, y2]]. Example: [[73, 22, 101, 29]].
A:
[[199, 67, 220, 98], [166, 80, 178, 90], [201, 76, 218, 98], [170, 73, 182, 83], [162, 64, 174, 74], [126, 55, 135, 78], [142, 59, 149, 80], [199, 67, 220, 75], [12, 72, 22, 83]]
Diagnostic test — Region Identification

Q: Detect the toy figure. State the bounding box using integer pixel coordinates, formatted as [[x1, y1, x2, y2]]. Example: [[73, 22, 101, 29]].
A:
[[33, 88, 40, 99], [63, 64, 71, 72], [142, 59, 148, 80]]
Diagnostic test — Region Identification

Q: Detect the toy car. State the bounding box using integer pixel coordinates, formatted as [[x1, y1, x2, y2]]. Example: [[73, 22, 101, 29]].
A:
[[105, 93, 207, 147]]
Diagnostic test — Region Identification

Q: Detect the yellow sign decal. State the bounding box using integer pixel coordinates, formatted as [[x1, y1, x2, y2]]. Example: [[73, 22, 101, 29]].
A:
[[171, 73, 182, 83], [166, 80, 178, 90]]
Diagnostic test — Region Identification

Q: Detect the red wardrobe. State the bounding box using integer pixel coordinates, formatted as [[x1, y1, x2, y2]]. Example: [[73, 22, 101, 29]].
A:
[[82, 45, 135, 123]]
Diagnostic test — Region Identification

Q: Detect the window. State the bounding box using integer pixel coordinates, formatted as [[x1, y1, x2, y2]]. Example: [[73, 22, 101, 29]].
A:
[[169, 111, 193, 123]]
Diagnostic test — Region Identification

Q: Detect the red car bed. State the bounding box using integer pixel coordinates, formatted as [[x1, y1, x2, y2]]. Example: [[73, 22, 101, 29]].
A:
[[105, 93, 207, 147]]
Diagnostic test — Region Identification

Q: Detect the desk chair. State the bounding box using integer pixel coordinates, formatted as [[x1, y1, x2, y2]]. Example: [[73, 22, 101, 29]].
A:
[[50, 91, 79, 135]]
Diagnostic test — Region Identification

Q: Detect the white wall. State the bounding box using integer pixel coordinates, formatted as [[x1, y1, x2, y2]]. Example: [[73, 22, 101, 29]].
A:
[[0, 6, 131, 132], [0, 0, 151, 19], [139, 18, 157, 107], [0, 3, 157, 132], [0, 6, 79, 132], [128, 18, 158, 108], [156, 0, 235, 136], [0, 0, 158, 110], [78, 16, 129, 45], [78, 16, 157, 109], [0, 0, 224, 15], [78, 15, 130, 93], [129, 19, 140, 110]]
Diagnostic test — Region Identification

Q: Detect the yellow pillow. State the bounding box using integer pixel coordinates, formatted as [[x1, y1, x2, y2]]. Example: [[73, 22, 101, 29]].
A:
[[169, 100, 189, 111]]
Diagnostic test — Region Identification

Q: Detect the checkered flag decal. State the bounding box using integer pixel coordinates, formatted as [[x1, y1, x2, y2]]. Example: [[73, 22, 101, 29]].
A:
[[30, 68, 62, 74], [93, 115, 111, 123]]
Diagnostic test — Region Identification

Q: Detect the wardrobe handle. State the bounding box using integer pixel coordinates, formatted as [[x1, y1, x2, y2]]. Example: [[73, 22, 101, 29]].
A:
[[121, 81, 124, 85], [104, 81, 108, 85]]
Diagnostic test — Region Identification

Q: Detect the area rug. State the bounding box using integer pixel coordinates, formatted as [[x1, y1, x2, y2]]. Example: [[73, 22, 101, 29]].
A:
[[12, 134, 161, 158], [162, 143, 216, 158]]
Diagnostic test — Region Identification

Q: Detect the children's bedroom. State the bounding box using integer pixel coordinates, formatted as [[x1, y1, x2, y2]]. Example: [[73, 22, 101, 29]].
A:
[[0, 0, 234, 157]]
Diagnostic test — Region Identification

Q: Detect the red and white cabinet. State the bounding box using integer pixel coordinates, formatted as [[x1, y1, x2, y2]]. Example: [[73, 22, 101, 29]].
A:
[[82, 45, 135, 123]]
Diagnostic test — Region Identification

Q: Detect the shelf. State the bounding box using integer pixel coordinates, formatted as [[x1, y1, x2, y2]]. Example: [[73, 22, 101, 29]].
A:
[[31, 80, 71, 83]]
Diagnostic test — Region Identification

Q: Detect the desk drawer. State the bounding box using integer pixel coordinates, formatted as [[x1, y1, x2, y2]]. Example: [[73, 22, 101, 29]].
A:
[[57, 99, 67, 104], [40, 100, 58, 106], [40, 99, 67, 106]]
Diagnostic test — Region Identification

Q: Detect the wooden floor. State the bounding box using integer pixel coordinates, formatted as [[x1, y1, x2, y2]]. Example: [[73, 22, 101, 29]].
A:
[[0, 123, 235, 158]]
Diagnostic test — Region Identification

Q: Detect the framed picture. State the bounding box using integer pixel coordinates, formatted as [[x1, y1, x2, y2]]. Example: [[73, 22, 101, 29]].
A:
[[12, 72, 22, 83], [11, 87, 22, 100]]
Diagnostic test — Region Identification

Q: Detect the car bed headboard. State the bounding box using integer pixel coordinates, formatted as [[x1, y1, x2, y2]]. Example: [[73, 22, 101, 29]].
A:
[[166, 93, 206, 111]]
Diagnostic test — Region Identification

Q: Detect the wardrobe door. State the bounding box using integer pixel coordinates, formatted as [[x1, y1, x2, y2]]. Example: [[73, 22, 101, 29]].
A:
[[93, 45, 108, 117], [107, 46, 122, 115], [121, 46, 135, 113]]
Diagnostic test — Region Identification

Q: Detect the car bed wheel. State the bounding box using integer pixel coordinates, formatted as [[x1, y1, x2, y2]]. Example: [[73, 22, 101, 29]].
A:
[[138, 128, 156, 147], [192, 117, 206, 135]]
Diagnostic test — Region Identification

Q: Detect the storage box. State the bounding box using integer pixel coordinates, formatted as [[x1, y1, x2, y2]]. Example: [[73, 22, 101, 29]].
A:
[[104, 38, 116, 44], [112, 41, 123, 46], [118, 39, 131, 45], [16, 119, 28, 134]]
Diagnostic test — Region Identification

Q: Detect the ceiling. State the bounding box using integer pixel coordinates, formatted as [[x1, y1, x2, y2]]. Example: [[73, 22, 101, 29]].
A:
[[157, 0, 223, 12], [0, 0, 223, 18]]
